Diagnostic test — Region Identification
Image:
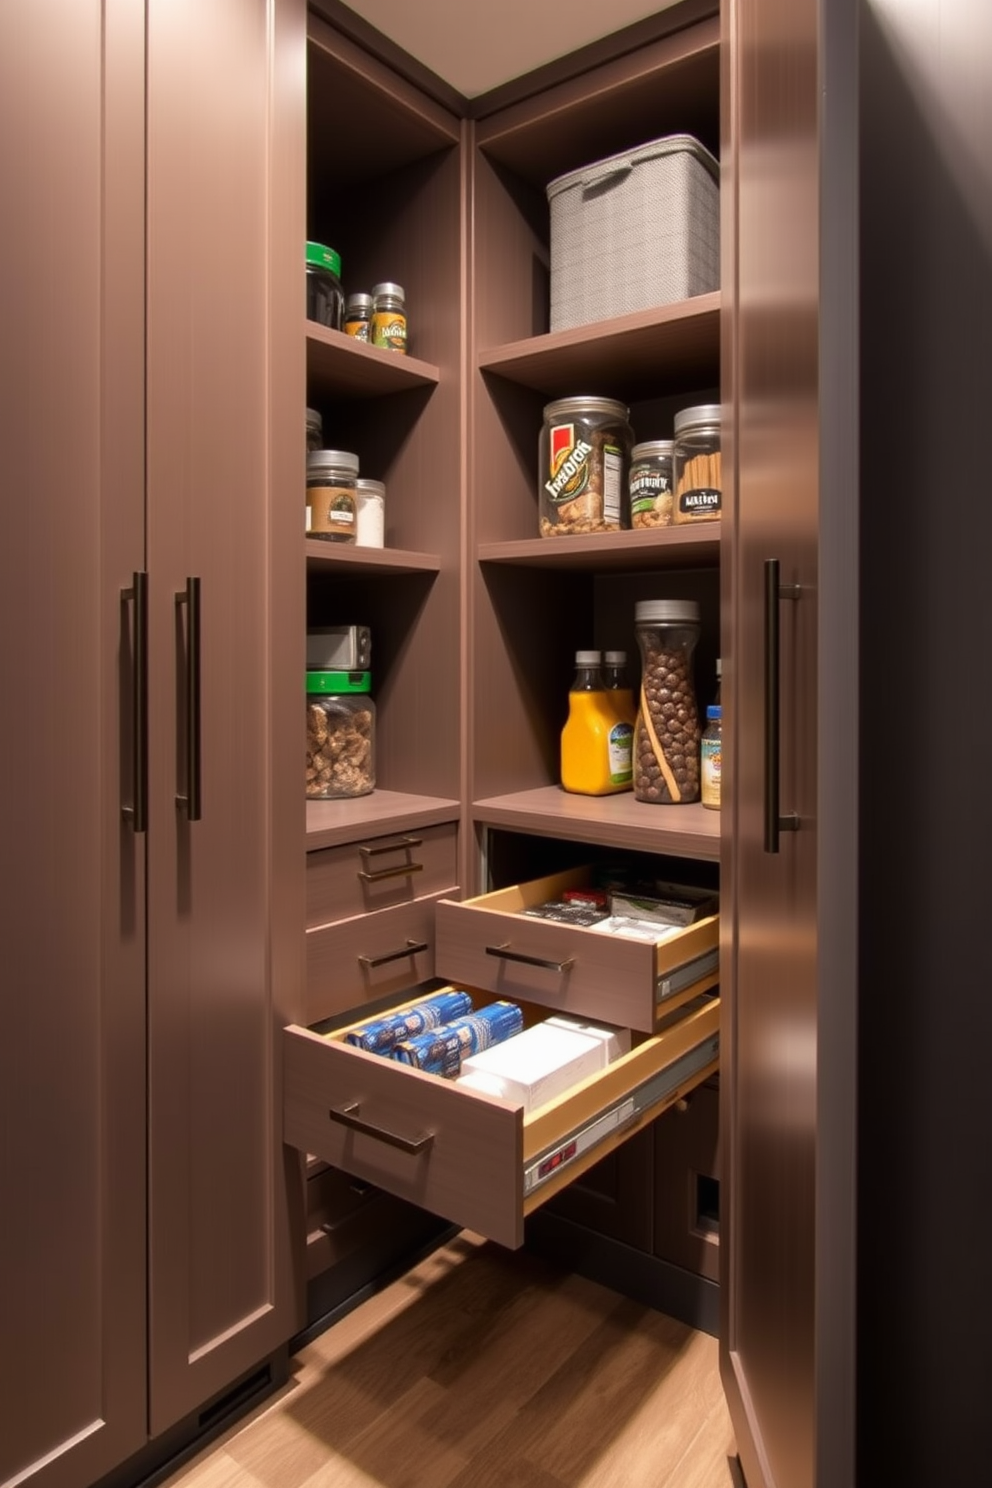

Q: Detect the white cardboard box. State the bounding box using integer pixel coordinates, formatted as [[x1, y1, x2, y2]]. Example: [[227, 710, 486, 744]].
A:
[[544, 1015, 631, 1064], [457, 1021, 605, 1114]]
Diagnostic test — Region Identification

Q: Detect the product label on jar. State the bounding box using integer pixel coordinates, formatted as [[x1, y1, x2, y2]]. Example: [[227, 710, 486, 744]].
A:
[[545, 424, 594, 504], [678, 487, 722, 517], [701, 735, 722, 807], [308, 483, 356, 541], [372, 313, 407, 351], [344, 319, 370, 341], [608, 721, 634, 786]]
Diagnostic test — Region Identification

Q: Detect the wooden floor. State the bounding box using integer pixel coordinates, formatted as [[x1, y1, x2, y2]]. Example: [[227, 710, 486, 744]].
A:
[[162, 1232, 738, 1488]]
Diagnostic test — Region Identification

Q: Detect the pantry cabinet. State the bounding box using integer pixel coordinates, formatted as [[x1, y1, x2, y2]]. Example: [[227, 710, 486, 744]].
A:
[[0, 0, 303, 1482]]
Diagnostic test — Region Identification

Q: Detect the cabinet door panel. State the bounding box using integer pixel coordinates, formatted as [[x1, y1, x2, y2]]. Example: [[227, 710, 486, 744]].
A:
[[0, 1, 147, 1484], [145, 0, 305, 1432]]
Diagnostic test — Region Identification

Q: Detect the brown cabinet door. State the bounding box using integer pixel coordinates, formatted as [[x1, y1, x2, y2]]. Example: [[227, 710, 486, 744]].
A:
[[0, 1, 148, 1484], [145, 0, 305, 1432]]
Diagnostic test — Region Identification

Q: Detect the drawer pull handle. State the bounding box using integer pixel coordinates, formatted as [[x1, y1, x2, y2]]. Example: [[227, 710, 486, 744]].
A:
[[358, 861, 425, 884], [486, 944, 575, 975], [358, 836, 423, 858], [329, 1102, 434, 1156], [358, 939, 430, 969]]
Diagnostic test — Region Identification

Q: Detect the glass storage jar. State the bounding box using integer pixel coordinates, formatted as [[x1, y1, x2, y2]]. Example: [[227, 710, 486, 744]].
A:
[[355, 478, 385, 547], [306, 671, 376, 798], [629, 439, 675, 528], [539, 395, 633, 536], [672, 404, 721, 523], [306, 449, 358, 542], [306, 407, 323, 455], [633, 599, 702, 804], [343, 292, 373, 340], [371, 282, 407, 352], [305, 241, 344, 330]]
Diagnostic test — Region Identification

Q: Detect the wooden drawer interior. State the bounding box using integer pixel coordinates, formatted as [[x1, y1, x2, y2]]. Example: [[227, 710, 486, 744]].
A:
[[284, 988, 719, 1250], [435, 866, 719, 1032]]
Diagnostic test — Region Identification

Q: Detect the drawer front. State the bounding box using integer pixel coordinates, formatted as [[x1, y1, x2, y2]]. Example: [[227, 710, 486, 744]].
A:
[[434, 867, 719, 1032], [306, 823, 458, 929], [284, 993, 720, 1250], [306, 893, 451, 1024]]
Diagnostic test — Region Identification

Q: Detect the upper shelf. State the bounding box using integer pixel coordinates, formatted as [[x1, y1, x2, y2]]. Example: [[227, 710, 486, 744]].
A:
[[478, 524, 720, 572], [307, 322, 441, 400], [478, 293, 720, 404], [305, 539, 442, 575], [473, 788, 720, 861]]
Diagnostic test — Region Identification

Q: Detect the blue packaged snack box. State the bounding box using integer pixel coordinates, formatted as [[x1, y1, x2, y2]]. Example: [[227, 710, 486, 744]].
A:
[[344, 989, 474, 1055], [393, 1000, 524, 1077]]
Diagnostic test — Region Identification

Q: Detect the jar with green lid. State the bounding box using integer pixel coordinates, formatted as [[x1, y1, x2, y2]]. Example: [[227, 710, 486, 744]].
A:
[[673, 404, 721, 523], [633, 598, 702, 804], [306, 671, 375, 798], [371, 282, 407, 352], [539, 395, 633, 536], [306, 449, 358, 542], [306, 241, 344, 330], [629, 439, 674, 528]]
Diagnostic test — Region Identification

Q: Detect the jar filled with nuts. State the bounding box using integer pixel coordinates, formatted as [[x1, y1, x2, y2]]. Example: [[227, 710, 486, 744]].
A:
[[629, 440, 674, 528], [633, 599, 702, 804], [306, 671, 376, 798], [539, 396, 633, 536]]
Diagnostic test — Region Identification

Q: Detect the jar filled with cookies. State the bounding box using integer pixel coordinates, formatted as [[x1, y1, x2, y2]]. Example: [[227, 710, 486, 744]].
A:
[[539, 396, 632, 536], [306, 671, 376, 798], [633, 599, 702, 804]]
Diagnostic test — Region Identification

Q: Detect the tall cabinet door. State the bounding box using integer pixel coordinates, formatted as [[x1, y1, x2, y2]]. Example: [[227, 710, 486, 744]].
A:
[[0, 2, 148, 1486], [720, 0, 858, 1485], [145, 0, 305, 1432]]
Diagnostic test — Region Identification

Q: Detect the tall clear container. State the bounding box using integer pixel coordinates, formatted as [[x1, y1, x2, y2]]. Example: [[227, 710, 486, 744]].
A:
[[672, 404, 721, 523], [306, 670, 376, 798], [633, 599, 702, 803]]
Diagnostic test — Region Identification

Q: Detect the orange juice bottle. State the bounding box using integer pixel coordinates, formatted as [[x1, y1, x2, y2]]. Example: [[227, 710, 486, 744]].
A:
[[561, 651, 633, 795], [603, 650, 637, 728]]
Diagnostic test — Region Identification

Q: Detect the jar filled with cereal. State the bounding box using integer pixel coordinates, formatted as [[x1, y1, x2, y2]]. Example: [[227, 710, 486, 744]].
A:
[[633, 599, 701, 804], [306, 671, 376, 798]]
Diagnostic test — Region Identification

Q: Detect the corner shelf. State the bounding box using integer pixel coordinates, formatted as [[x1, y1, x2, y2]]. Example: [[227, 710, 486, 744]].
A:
[[477, 524, 720, 572], [306, 539, 442, 575], [306, 321, 441, 400], [473, 788, 720, 861]]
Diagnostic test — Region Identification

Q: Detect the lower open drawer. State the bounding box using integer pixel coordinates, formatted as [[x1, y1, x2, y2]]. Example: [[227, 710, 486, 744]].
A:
[[283, 990, 719, 1249]]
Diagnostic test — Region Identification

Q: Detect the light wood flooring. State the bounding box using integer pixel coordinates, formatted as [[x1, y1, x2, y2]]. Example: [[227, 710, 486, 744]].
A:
[[162, 1231, 738, 1488]]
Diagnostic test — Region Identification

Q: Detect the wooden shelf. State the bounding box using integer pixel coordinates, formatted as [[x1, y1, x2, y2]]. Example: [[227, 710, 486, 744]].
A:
[[478, 523, 720, 572], [305, 539, 442, 575], [477, 294, 720, 404], [473, 788, 721, 861], [306, 321, 441, 399], [306, 791, 461, 852]]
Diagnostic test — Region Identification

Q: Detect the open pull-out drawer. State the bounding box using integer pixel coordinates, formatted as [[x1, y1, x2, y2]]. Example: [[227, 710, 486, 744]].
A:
[[283, 990, 719, 1250], [435, 867, 719, 1033]]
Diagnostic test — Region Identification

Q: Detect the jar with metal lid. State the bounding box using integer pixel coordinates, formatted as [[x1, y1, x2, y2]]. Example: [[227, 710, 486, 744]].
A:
[[306, 241, 344, 330], [633, 599, 702, 804], [371, 282, 407, 353], [306, 449, 358, 542], [355, 478, 385, 548], [629, 439, 675, 528], [539, 395, 633, 537], [344, 292, 373, 341], [306, 671, 375, 798], [306, 407, 323, 455], [672, 404, 721, 523]]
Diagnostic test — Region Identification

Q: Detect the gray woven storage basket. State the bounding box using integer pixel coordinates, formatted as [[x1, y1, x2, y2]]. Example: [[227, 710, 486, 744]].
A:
[[546, 134, 720, 333]]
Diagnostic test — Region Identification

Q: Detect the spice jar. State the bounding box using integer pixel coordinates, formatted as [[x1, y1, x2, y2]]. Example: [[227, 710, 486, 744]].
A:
[[355, 478, 385, 548], [344, 292, 373, 341], [306, 407, 323, 455], [633, 599, 702, 804], [306, 671, 376, 798], [371, 282, 407, 353], [305, 241, 344, 330], [701, 705, 722, 809], [306, 449, 359, 542], [629, 440, 674, 528], [539, 396, 633, 537], [672, 404, 721, 523]]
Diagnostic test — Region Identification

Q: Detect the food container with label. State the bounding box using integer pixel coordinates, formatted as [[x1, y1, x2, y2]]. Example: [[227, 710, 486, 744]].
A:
[[672, 404, 721, 523], [306, 671, 375, 799], [355, 478, 385, 547], [629, 439, 674, 528], [539, 396, 633, 536], [371, 282, 407, 352], [305, 241, 344, 330], [306, 449, 358, 542], [633, 599, 702, 804], [343, 292, 373, 340]]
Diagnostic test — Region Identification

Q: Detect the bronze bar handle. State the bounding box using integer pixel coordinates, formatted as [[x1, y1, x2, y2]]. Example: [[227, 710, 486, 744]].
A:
[[358, 862, 425, 884], [121, 571, 148, 833], [175, 577, 202, 821], [486, 944, 576, 974], [358, 836, 423, 858], [357, 939, 429, 969], [329, 1102, 434, 1156], [764, 559, 800, 853]]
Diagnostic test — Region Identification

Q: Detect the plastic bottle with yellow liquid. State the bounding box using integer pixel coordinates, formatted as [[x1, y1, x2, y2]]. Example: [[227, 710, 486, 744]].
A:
[[561, 650, 634, 795]]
